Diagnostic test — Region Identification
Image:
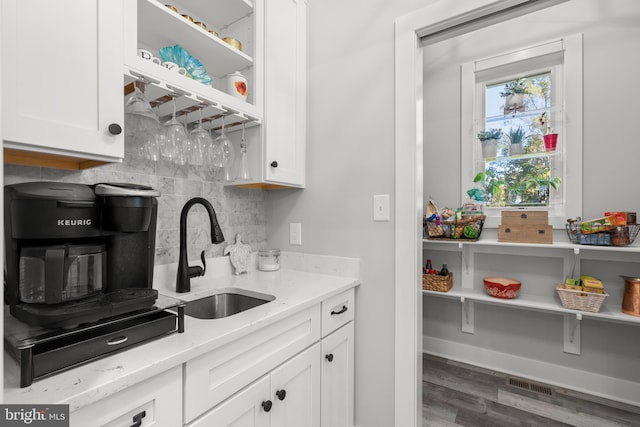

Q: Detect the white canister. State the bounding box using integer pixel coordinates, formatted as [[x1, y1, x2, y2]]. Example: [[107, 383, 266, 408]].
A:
[[226, 72, 248, 101], [258, 249, 280, 272]]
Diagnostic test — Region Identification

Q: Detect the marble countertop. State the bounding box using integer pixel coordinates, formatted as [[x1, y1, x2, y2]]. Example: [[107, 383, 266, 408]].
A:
[[3, 252, 360, 411]]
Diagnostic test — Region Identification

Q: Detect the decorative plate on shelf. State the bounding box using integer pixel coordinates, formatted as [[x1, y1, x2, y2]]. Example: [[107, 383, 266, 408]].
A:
[[159, 44, 213, 85]]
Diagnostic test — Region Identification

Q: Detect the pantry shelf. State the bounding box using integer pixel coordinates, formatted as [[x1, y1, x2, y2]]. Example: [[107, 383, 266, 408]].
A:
[[422, 287, 640, 326], [423, 235, 640, 355]]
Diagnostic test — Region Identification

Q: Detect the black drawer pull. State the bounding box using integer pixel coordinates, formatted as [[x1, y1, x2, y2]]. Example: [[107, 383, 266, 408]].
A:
[[331, 305, 348, 315], [276, 389, 287, 400], [130, 410, 146, 427], [262, 400, 273, 412], [325, 353, 334, 362]]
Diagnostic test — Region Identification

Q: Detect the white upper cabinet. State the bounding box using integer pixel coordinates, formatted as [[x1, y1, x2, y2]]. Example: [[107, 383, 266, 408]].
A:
[[262, 0, 306, 187], [2, 0, 125, 169], [2, 0, 307, 185]]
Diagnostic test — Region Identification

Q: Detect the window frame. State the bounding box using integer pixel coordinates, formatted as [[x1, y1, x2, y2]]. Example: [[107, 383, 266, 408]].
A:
[[461, 34, 583, 229]]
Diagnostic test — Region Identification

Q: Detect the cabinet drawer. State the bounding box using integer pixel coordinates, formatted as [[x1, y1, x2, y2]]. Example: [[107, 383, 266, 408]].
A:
[[184, 304, 321, 423], [70, 365, 182, 427], [321, 289, 355, 338]]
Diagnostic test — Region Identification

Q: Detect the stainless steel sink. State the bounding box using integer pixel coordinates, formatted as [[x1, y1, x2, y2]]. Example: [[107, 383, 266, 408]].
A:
[[182, 289, 275, 319]]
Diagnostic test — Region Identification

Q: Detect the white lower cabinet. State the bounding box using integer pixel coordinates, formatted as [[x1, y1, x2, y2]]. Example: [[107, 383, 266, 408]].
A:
[[70, 365, 182, 427], [190, 344, 321, 427], [321, 322, 355, 427]]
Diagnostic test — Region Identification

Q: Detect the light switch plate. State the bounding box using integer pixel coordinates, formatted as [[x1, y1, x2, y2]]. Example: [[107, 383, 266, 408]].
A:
[[290, 222, 302, 245], [373, 194, 390, 221]]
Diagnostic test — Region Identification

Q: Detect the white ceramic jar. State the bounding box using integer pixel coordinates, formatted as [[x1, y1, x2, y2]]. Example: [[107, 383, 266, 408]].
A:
[[258, 249, 280, 271], [226, 71, 248, 101]]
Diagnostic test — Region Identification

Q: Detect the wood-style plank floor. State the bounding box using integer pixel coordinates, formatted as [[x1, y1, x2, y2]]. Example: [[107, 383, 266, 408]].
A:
[[422, 353, 640, 427]]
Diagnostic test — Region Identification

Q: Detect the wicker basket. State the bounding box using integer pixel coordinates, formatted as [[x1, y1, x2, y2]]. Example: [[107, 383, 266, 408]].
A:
[[427, 215, 486, 240], [565, 223, 640, 246], [423, 272, 453, 292], [424, 200, 444, 237], [556, 284, 608, 313]]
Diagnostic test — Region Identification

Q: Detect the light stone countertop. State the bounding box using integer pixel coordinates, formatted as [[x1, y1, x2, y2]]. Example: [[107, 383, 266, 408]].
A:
[[3, 252, 360, 412]]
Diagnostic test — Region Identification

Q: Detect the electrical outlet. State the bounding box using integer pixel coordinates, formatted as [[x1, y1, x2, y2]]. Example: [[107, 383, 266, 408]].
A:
[[290, 223, 302, 245]]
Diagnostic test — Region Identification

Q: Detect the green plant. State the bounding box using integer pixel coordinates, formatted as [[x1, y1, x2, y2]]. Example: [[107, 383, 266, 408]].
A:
[[477, 128, 503, 141], [506, 126, 528, 145], [500, 79, 528, 96], [466, 170, 506, 202]]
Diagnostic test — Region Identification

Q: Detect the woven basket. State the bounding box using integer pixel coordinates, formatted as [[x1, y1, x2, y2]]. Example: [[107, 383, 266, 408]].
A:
[[556, 284, 608, 313], [427, 215, 486, 240], [424, 200, 444, 237], [423, 272, 453, 292]]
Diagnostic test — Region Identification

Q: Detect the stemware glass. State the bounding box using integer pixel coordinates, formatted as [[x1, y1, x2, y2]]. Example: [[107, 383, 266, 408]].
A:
[[124, 84, 159, 160], [215, 117, 235, 181], [236, 121, 252, 180], [208, 124, 223, 167], [188, 110, 208, 166], [162, 98, 188, 164]]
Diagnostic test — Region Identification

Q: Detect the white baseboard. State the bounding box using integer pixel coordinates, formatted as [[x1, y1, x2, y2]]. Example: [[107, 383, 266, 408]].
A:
[[423, 336, 640, 407]]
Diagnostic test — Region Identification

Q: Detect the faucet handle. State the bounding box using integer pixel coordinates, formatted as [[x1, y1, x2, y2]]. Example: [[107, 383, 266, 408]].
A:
[[200, 250, 207, 276], [186, 251, 207, 278]]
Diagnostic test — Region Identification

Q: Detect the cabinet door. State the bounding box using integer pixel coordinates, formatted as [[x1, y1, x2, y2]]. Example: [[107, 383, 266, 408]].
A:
[[270, 343, 320, 427], [70, 365, 182, 427], [263, 0, 306, 187], [2, 0, 124, 162], [189, 376, 270, 427], [321, 322, 355, 427]]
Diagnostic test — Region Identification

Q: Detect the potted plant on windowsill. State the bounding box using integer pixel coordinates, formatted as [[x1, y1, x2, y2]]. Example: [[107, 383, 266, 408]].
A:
[[477, 128, 503, 159], [536, 112, 558, 151], [506, 126, 528, 156], [500, 79, 528, 115]]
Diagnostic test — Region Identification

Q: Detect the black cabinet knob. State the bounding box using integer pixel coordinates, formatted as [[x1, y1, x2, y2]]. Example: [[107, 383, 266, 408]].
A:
[[325, 353, 334, 362], [270, 161, 278, 168], [108, 123, 122, 135], [262, 400, 273, 412], [276, 389, 287, 400]]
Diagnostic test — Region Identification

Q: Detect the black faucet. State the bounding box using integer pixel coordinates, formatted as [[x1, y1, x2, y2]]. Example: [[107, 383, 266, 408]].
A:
[[176, 197, 225, 293]]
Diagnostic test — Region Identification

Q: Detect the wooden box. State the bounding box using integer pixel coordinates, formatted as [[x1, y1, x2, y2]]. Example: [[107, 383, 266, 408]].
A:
[[498, 210, 552, 243], [501, 210, 548, 225], [498, 224, 553, 244]]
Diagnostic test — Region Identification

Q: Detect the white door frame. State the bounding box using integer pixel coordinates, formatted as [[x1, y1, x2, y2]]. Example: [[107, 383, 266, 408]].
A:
[[393, 1, 567, 425]]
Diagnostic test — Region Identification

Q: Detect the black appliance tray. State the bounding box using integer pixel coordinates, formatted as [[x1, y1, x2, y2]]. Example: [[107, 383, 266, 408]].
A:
[[7, 309, 178, 387]]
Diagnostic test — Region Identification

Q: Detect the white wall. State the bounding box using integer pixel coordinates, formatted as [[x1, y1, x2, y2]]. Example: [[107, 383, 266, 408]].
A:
[[265, 0, 430, 425], [422, 0, 640, 402]]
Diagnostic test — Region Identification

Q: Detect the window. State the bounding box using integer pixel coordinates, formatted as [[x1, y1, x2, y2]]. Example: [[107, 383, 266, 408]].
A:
[[461, 35, 583, 228]]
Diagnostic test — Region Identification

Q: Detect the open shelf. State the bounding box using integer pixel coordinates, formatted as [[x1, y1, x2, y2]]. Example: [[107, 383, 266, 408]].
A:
[[138, 0, 253, 79], [422, 286, 640, 326]]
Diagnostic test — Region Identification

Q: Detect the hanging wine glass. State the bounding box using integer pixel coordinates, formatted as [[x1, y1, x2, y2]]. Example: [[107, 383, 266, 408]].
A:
[[208, 121, 223, 167], [188, 109, 208, 166], [162, 97, 188, 164], [236, 121, 251, 180], [215, 116, 235, 181], [124, 83, 159, 161]]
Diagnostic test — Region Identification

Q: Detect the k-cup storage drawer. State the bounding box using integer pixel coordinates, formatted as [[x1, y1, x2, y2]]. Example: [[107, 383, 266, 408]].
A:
[[321, 288, 355, 338]]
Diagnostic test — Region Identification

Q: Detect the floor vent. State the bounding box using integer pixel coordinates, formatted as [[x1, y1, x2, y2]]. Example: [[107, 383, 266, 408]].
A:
[[507, 377, 555, 396]]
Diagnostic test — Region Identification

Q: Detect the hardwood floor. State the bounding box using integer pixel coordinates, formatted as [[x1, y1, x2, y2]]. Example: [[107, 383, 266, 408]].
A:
[[422, 353, 640, 427]]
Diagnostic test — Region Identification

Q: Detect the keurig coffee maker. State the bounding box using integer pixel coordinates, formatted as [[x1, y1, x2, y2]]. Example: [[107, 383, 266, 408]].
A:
[[5, 182, 161, 328]]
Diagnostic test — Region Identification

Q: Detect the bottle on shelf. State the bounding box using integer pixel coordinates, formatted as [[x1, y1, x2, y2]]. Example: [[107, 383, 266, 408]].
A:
[[439, 264, 449, 276]]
